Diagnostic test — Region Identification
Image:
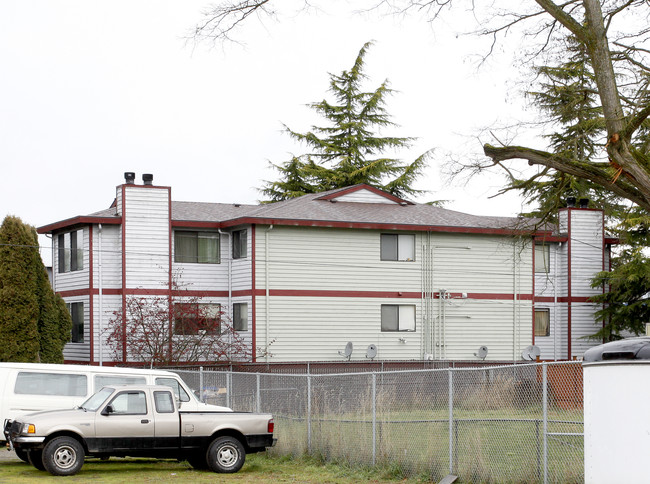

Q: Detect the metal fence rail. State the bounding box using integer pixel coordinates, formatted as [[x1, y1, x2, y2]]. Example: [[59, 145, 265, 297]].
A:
[[173, 361, 583, 483]]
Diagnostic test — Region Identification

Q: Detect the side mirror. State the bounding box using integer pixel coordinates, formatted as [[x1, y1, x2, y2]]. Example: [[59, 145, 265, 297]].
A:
[[101, 405, 114, 416]]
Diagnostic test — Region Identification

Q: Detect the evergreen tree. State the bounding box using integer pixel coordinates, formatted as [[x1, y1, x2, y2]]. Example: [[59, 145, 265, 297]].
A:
[[0, 216, 71, 362], [260, 42, 430, 201]]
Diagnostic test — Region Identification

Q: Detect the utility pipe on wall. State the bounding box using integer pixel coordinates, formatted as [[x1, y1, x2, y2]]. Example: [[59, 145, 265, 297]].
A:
[[265, 225, 274, 363], [98, 223, 103, 366]]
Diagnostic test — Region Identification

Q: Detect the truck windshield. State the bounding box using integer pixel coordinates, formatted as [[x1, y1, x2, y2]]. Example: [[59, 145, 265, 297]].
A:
[[80, 387, 114, 411]]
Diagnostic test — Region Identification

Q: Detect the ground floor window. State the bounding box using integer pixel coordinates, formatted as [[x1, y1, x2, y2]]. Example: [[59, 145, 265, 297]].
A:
[[67, 302, 84, 343], [173, 303, 221, 335], [535, 309, 550, 337], [233, 303, 248, 331], [381, 305, 416, 332]]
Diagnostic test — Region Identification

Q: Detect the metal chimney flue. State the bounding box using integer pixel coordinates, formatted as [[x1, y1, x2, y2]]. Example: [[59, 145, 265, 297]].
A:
[[142, 174, 153, 186], [579, 198, 589, 209], [124, 172, 135, 184], [566, 196, 577, 208]]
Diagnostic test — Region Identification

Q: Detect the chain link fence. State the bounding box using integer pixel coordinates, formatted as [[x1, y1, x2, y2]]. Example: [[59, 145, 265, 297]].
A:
[[173, 361, 583, 483]]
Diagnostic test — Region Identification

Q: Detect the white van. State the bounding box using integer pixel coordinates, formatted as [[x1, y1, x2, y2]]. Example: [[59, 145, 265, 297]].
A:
[[0, 362, 231, 439]]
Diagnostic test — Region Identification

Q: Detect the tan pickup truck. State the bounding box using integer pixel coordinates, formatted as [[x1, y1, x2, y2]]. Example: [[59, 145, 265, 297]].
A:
[[4, 384, 275, 476]]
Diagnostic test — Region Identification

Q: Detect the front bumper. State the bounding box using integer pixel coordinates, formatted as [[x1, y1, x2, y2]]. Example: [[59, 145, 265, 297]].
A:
[[4, 420, 45, 450]]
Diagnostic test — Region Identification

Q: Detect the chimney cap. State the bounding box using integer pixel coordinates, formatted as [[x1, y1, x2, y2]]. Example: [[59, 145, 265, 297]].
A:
[[579, 198, 589, 209], [124, 172, 135, 184], [142, 174, 154, 185], [566, 196, 577, 208]]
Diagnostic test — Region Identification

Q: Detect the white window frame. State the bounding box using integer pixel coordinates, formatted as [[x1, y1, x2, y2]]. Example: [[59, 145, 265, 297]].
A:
[[232, 229, 248, 259], [380, 234, 415, 262], [174, 231, 220, 264], [233, 302, 248, 331], [58, 229, 84, 273], [381, 305, 416, 332], [535, 244, 550, 273]]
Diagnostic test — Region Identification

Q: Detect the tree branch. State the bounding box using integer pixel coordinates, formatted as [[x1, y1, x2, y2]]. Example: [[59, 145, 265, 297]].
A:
[[483, 143, 650, 210]]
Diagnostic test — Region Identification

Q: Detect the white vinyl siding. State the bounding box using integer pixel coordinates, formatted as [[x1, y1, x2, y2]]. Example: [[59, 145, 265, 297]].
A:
[[123, 186, 170, 289], [332, 189, 399, 203]]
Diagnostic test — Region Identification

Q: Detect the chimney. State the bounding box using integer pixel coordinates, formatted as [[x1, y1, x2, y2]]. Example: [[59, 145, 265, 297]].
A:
[[579, 198, 589, 209], [142, 174, 154, 186], [124, 172, 135, 184], [566, 196, 576, 208]]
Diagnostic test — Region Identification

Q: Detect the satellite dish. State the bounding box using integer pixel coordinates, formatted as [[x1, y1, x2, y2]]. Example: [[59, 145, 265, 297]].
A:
[[338, 342, 353, 360], [474, 345, 488, 360], [522, 345, 541, 361], [366, 344, 377, 360]]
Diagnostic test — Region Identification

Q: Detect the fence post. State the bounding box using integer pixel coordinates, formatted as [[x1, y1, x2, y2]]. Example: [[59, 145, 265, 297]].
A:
[[226, 371, 231, 409], [307, 374, 312, 454], [543, 362, 548, 484], [256, 373, 261, 413], [372, 373, 377, 466], [199, 366, 204, 403], [448, 368, 454, 474]]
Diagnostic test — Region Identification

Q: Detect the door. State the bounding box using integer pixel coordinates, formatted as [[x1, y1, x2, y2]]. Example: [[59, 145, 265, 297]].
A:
[[94, 390, 154, 452]]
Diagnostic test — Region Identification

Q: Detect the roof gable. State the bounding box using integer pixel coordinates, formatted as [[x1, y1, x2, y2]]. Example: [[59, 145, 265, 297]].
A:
[[315, 185, 413, 205]]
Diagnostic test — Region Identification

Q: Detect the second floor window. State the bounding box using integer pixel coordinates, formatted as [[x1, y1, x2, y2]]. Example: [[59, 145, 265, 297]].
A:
[[535, 244, 550, 273], [174, 231, 220, 264], [58, 229, 83, 273], [380, 234, 415, 261], [233, 229, 247, 259]]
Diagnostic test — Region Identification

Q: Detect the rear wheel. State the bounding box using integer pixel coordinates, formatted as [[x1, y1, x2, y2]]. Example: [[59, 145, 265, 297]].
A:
[[186, 453, 209, 469], [27, 449, 45, 471], [42, 436, 84, 476], [206, 436, 245, 473]]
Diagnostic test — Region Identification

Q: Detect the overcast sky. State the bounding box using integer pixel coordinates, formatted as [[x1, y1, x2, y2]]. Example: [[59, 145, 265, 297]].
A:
[[1, 0, 537, 264]]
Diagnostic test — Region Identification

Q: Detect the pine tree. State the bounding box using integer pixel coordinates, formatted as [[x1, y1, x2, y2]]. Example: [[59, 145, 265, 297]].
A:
[[260, 42, 430, 201], [0, 216, 71, 362]]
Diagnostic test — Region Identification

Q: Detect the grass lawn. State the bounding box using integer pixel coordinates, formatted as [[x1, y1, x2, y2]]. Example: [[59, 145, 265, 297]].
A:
[[0, 452, 431, 483]]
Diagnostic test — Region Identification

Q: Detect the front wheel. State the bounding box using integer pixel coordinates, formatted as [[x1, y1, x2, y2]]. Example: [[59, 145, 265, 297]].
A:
[[42, 436, 85, 476], [14, 448, 29, 463], [27, 449, 45, 470], [206, 436, 245, 473]]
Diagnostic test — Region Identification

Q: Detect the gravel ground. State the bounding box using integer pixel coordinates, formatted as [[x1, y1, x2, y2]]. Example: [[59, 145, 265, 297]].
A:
[[0, 449, 20, 461]]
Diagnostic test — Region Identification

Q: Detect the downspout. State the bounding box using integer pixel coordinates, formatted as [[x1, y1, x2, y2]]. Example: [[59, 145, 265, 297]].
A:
[[265, 225, 274, 363], [98, 224, 103, 366], [513, 241, 518, 361]]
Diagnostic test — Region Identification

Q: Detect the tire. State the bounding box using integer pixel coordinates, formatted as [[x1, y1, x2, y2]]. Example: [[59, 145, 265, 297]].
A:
[[42, 436, 85, 476], [206, 436, 245, 473], [27, 449, 45, 471], [14, 448, 29, 463]]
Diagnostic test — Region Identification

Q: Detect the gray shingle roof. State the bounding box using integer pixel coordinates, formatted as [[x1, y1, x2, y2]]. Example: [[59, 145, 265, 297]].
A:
[[81, 185, 533, 232]]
